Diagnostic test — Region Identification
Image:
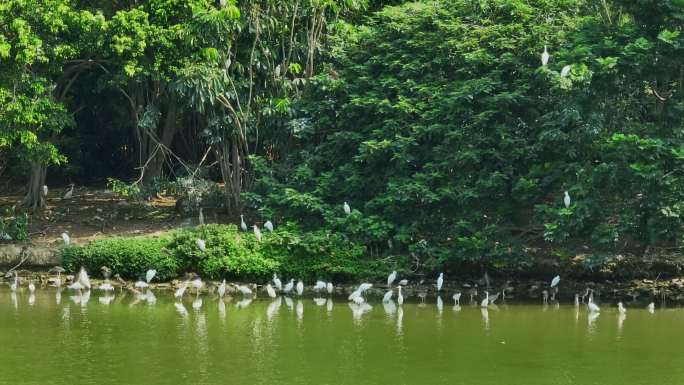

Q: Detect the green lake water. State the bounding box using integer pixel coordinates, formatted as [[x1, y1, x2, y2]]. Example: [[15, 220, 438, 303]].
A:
[[1, 287, 682, 385]]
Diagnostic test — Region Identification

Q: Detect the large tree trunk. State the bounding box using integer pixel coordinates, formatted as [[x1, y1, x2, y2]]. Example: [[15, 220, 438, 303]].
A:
[[142, 98, 178, 185], [216, 135, 244, 214], [23, 162, 47, 210]]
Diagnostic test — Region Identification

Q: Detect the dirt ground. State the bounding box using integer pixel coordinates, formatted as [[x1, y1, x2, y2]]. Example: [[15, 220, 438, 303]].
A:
[[0, 185, 196, 246]]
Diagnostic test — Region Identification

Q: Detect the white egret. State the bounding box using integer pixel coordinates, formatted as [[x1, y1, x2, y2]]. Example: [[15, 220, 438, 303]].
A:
[[77, 267, 91, 290], [97, 282, 114, 291], [198, 208, 204, 226], [63, 184, 74, 199], [253, 225, 262, 242], [387, 270, 397, 287], [588, 296, 600, 313], [10, 273, 18, 292], [618, 302, 626, 314], [488, 292, 500, 305], [145, 269, 156, 284], [313, 281, 327, 291], [551, 275, 560, 288], [541, 45, 550, 66], [50, 266, 65, 287], [266, 284, 277, 298], [452, 292, 461, 305], [352, 295, 365, 305], [174, 282, 188, 299], [480, 291, 489, 308], [28, 281, 35, 293], [283, 279, 294, 294], [196, 239, 206, 252], [343, 202, 351, 215], [240, 214, 247, 231], [61, 232, 70, 246], [218, 280, 226, 298], [397, 286, 404, 305], [264, 220, 274, 232], [296, 280, 304, 296], [564, 191, 571, 208], [236, 284, 252, 296], [348, 289, 362, 302], [398, 279, 408, 286], [326, 282, 334, 294], [191, 277, 203, 296], [42, 185, 48, 198], [273, 274, 282, 291], [134, 280, 149, 289], [437, 273, 444, 292], [647, 302, 655, 313], [382, 289, 393, 303], [560, 65, 571, 77], [68, 281, 84, 291], [358, 283, 373, 292]]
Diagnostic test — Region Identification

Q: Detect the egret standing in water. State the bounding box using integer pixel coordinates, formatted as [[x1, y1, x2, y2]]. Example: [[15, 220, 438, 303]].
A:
[[283, 279, 294, 294], [218, 280, 226, 298], [618, 302, 626, 314], [480, 291, 490, 308], [588, 296, 600, 313], [564, 191, 571, 208], [437, 273, 444, 292], [647, 302, 655, 313], [327, 282, 334, 294], [343, 202, 351, 215], [397, 286, 404, 305], [296, 280, 304, 296], [541, 45, 550, 66], [382, 289, 393, 303], [253, 225, 262, 242], [387, 271, 397, 287], [264, 220, 274, 233], [452, 292, 461, 305], [266, 284, 277, 298], [77, 267, 91, 290], [196, 239, 206, 252], [174, 282, 188, 299], [240, 215, 248, 231], [50, 266, 65, 287]]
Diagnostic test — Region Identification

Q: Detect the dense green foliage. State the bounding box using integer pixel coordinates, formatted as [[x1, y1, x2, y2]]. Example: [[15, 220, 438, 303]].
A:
[[5, 0, 684, 277], [60, 224, 390, 281]]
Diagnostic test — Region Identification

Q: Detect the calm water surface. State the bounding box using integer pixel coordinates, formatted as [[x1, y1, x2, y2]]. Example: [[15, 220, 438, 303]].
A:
[[1, 288, 682, 385]]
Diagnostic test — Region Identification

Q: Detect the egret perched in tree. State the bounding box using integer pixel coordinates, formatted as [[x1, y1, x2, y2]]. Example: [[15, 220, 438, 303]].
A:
[[618, 302, 626, 314], [283, 279, 294, 294], [480, 291, 490, 308], [253, 225, 262, 242], [551, 275, 560, 288], [273, 274, 282, 291], [196, 239, 206, 252], [61, 232, 70, 246], [264, 220, 274, 232], [647, 302, 655, 313], [452, 292, 461, 305], [78, 267, 91, 290], [63, 184, 74, 199], [326, 282, 334, 294], [383, 289, 393, 303], [198, 208, 204, 226], [313, 281, 326, 291], [564, 191, 571, 208], [397, 286, 404, 305], [541, 45, 550, 66], [218, 280, 226, 298], [240, 215, 247, 231], [343, 202, 351, 215], [560, 65, 571, 77], [437, 273, 444, 292], [387, 271, 397, 287], [296, 280, 304, 296], [266, 284, 277, 298]]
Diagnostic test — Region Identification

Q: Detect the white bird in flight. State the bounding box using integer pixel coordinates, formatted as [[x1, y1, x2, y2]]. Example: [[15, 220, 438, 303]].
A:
[[541, 45, 550, 66], [196, 239, 206, 252], [264, 220, 274, 232], [564, 191, 571, 208], [387, 271, 397, 287], [343, 202, 351, 215]]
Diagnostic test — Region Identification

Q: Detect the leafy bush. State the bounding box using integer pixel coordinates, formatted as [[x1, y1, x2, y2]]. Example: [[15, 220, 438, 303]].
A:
[[61, 237, 179, 280], [0, 213, 29, 243]]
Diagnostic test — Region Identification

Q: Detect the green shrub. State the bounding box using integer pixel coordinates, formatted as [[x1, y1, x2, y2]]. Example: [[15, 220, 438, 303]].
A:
[[61, 237, 179, 280], [0, 213, 29, 243]]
